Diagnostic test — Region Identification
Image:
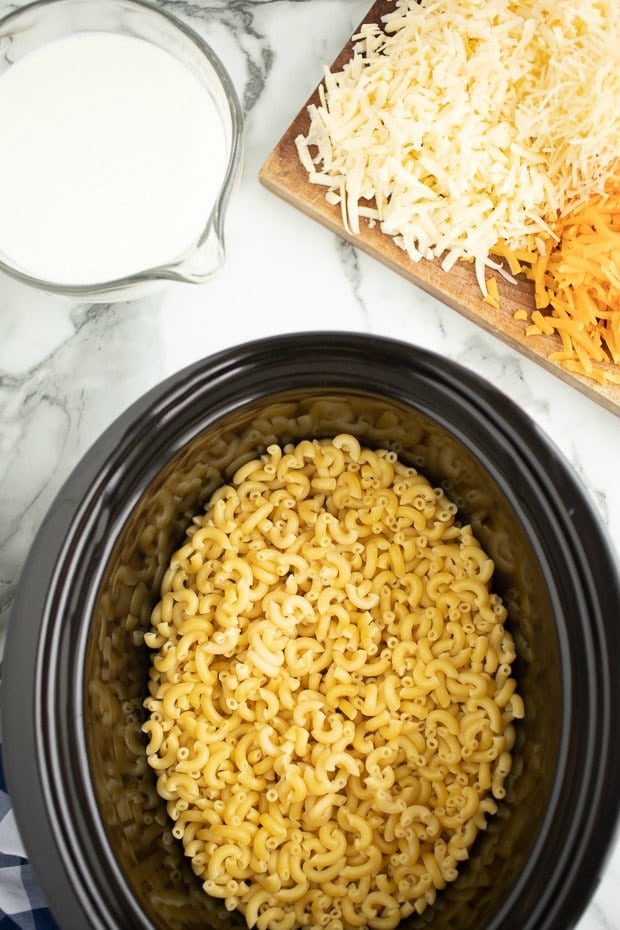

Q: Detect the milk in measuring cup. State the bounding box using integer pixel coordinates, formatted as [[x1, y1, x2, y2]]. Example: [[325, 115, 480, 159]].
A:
[[0, 32, 228, 284]]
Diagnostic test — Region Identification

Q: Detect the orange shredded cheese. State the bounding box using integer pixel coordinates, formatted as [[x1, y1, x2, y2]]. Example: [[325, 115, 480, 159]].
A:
[[483, 277, 500, 310], [493, 172, 620, 385]]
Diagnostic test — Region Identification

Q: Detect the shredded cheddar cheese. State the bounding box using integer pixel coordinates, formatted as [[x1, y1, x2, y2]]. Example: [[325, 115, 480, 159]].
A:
[[483, 277, 500, 310], [296, 0, 620, 296], [494, 172, 620, 384]]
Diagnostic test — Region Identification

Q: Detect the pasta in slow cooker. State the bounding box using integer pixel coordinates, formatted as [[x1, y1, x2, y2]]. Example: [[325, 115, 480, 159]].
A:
[[143, 435, 523, 930]]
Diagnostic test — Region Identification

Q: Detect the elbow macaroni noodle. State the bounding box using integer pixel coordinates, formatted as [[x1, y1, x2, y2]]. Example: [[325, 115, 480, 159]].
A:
[[144, 435, 523, 930]]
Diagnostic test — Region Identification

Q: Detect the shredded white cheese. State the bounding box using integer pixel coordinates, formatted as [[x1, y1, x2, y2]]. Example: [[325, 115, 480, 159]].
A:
[[518, 1, 620, 212], [295, 0, 620, 289]]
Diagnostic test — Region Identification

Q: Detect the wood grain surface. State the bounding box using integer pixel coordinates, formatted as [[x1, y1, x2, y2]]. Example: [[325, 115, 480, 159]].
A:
[[260, 0, 620, 417]]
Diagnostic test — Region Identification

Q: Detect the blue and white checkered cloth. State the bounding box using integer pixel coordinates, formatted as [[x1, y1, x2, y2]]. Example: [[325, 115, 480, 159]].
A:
[[0, 666, 58, 930]]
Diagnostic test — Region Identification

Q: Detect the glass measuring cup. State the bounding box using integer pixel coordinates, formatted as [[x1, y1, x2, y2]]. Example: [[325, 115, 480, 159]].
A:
[[0, 0, 244, 301]]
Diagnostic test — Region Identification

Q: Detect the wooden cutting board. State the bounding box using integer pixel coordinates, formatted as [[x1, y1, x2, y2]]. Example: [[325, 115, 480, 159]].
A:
[[260, 0, 620, 417]]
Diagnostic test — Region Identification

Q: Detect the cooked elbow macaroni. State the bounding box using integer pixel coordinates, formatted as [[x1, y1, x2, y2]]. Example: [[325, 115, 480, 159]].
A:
[[144, 435, 523, 930]]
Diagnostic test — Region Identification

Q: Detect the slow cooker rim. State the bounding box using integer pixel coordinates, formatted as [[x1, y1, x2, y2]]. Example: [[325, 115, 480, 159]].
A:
[[3, 332, 620, 930]]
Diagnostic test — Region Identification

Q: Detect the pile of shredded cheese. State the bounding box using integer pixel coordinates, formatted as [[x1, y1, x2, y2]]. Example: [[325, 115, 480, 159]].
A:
[[493, 172, 620, 385], [518, 1, 620, 214], [296, 0, 620, 298]]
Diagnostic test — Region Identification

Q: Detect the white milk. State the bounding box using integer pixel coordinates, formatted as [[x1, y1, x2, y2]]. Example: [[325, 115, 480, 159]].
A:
[[0, 32, 229, 284]]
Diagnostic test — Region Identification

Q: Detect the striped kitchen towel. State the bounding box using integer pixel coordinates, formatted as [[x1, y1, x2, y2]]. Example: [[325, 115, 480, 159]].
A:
[[0, 666, 58, 929]]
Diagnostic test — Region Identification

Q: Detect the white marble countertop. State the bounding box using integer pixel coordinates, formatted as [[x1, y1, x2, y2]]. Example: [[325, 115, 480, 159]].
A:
[[0, 1, 618, 928]]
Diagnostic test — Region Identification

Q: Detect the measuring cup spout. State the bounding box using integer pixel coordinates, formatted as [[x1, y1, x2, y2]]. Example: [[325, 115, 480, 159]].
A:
[[164, 121, 243, 285], [174, 215, 226, 281]]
